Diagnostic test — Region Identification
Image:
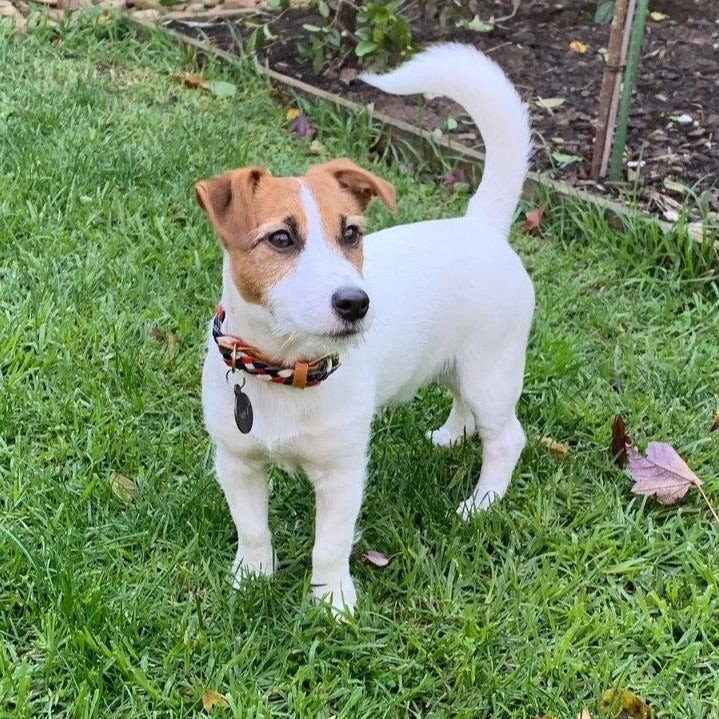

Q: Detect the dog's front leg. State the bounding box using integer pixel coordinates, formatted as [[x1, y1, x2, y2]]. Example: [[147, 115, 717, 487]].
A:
[[215, 446, 273, 587], [306, 457, 366, 615]]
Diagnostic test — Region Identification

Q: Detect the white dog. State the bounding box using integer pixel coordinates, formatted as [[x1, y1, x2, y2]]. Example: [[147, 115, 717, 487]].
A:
[[196, 43, 534, 614]]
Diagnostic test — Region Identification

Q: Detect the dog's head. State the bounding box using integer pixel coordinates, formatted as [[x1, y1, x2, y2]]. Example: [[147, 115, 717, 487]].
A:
[[195, 159, 395, 357]]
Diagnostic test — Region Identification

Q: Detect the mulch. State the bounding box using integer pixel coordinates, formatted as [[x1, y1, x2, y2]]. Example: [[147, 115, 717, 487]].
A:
[[169, 0, 718, 224]]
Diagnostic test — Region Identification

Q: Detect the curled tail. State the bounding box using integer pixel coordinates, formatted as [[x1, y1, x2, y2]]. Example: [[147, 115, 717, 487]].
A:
[[361, 43, 530, 237]]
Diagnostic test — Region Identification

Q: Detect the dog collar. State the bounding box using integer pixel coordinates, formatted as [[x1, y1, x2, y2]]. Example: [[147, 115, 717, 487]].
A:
[[212, 306, 341, 389]]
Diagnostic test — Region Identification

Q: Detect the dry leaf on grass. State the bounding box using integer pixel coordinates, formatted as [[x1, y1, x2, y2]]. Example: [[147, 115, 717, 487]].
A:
[[628, 442, 701, 504], [600, 689, 653, 718], [521, 204, 547, 232], [362, 550, 390, 567], [576, 709, 592, 719], [540, 436, 569, 460], [627, 442, 719, 523], [109, 472, 138, 501], [610, 414, 631, 468], [441, 167, 467, 192], [289, 113, 316, 140], [202, 689, 229, 711], [710, 411, 719, 433], [569, 40, 588, 53], [175, 73, 236, 97]]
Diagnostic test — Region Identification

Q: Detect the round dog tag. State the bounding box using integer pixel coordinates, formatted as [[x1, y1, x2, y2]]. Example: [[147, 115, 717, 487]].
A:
[[233, 384, 253, 434]]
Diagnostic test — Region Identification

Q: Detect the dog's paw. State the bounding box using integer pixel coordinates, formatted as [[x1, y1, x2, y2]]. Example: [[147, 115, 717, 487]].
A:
[[456, 492, 499, 520], [311, 575, 357, 617], [229, 546, 274, 589], [427, 427, 462, 448]]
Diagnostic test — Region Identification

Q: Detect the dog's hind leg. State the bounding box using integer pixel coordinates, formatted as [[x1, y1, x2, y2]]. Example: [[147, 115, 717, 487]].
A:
[[216, 448, 274, 587], [454, 351, 527, 519], [427, 383, 477, 447]]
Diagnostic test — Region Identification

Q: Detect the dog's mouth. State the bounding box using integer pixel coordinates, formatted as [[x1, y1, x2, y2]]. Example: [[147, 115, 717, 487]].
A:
[[324, 327, 363, 339]]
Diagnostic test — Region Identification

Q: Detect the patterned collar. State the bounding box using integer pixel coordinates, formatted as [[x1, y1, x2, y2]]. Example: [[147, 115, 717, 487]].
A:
[[212, 306, 341, 389]]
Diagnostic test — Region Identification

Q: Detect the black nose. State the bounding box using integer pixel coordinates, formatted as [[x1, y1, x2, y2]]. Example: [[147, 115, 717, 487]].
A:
[[331, 286, 370, 322]]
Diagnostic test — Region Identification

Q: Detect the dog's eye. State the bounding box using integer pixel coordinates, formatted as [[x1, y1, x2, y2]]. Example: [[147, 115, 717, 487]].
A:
[[267, 230, 294, 251], [341, 225, 361, 246]]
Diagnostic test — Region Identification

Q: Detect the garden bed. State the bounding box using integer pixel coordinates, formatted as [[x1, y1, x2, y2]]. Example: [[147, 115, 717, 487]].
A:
[[166, 0, 719, 225]]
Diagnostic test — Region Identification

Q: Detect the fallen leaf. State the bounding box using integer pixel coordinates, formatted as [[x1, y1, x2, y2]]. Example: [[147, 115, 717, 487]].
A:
[[551, 151, 583, 167], [203, 81, 236, 98], [649, 11, 668, 21], [150, 326, 165, 341], [338, 67, 359, 85], [610, 414, 632, 468], [167, 333, 177, 352], [441, 167, 467, 192], [535, 97, 565, 110], [521, 204, 547, 231], [540, 436, 569, 460], [308, 140, 325, 155], [627, 442, 700, 505], [175, 74, 236, 98], [577, 710, 592, 719], [569, 40, 588, 53], [202, 689, 229, 711], [285, 107, 300, 121], [465, 15, 494, 32], [176, 72, 207, 88], [109, 472, 138, 502], [710, 412, 719, 433], [289, 113, 316, 140], [362, 550, 390, 567], [600, 689, 652, 718]]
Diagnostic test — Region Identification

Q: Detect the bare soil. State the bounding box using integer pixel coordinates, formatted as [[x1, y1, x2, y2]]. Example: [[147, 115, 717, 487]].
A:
[[169, 0, 719, 221]]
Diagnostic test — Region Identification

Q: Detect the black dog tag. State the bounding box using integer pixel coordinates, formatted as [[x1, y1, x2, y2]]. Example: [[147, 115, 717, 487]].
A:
[[233, 384, 253, 434]]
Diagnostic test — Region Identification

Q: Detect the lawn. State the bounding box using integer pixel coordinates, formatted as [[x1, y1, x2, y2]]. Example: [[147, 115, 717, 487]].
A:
[[1, 14, 718, 719]]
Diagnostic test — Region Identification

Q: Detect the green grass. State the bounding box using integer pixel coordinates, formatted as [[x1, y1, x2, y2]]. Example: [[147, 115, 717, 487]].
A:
[[1, 14, 718, 719]]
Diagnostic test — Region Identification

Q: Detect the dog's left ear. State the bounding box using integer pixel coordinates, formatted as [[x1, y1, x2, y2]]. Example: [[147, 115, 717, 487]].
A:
[[308, 158, 396, 212]]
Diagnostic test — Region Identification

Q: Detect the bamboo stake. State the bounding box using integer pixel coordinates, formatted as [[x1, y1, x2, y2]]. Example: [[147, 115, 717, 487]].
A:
[[590, 0, 629, 179], [608, 0, 650, 181], [599, 0, 636, 177]]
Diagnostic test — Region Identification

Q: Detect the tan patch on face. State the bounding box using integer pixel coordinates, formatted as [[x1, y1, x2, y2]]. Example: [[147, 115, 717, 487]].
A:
[[302, 173, 366, 274], [224, 176, 309, 304]]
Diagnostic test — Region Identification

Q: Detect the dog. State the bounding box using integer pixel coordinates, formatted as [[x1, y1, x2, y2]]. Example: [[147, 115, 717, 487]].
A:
[[196, 43, 534, 614]]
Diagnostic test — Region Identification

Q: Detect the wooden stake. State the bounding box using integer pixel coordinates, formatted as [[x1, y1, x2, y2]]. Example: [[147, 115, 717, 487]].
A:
[[590, 0, 630, 179], [599, 0, 636, 177]]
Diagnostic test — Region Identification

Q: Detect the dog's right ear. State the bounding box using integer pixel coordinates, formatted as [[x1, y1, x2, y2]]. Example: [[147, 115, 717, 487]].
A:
[[195, 167, 269, 248]]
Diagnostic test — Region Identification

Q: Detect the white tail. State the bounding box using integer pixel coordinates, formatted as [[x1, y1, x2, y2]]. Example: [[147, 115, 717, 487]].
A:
[[361, 43, 530, 237]]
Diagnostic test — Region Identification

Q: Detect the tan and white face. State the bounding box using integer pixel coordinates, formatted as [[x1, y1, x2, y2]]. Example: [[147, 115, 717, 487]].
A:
[[195, 159, 395, 355]]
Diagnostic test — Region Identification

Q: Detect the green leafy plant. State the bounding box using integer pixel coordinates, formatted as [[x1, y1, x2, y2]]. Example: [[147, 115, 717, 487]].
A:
[[354, 0, 412, 65]]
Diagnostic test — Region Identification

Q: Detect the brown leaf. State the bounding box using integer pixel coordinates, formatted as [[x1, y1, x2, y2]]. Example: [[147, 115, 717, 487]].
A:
[[441, 167, 467, 191], [202, 689, 229, 711], [710, 411, 719, 433], [626, 442, 701, 505], [576, 710, 592, 719], [150, 326, 165, 341], [610, 414, 632, 468], [600, 689, 653, 718], [176, 72, 207, 89], [167, 333, 177, 352], [540, 436, 569, 460], [521, 204, 547, 232], [109, 472, 138, 501], [289, 113, 316, 140], [362, 550, 390, 567]]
